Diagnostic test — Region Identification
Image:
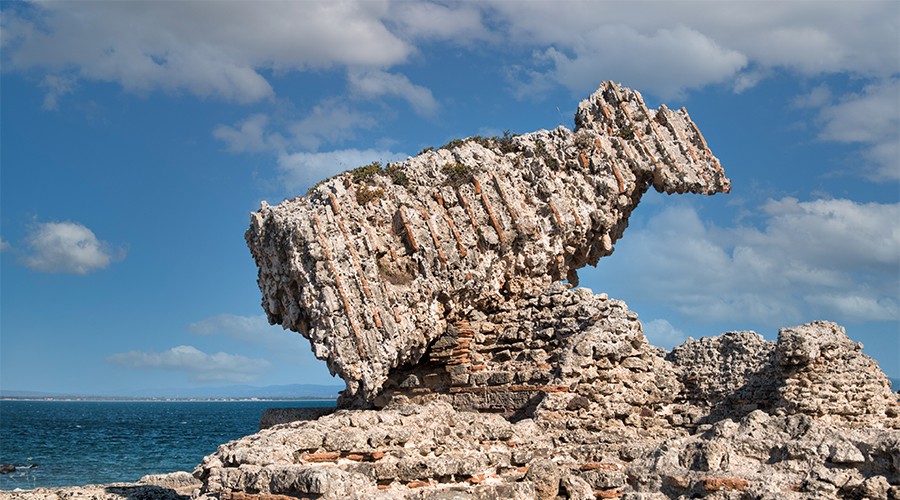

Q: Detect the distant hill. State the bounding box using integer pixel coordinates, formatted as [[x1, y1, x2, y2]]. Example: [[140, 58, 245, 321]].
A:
[[0, 383, 343, 400]]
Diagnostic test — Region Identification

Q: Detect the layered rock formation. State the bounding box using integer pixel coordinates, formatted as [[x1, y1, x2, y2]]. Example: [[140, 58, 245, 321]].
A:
[[211, 82, 900, 499], [195, 320, 899, 499], [246, 81, 730, 407]]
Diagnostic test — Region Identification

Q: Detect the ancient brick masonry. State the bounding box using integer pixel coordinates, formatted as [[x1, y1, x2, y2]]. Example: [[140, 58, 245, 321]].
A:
[[196, 83, 900, 500], [246, 82, 731, 407]]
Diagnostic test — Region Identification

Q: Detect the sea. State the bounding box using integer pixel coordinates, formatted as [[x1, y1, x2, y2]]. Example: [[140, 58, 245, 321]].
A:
[[0, 400, 335, 490]]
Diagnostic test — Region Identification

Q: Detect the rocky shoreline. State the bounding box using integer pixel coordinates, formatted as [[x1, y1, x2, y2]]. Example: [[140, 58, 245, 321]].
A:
[[5, 83, 896, 499], [0, 472, 201, 500]]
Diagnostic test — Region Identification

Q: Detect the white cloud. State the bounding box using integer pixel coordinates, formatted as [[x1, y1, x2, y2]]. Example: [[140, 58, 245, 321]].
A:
[[213, 114, 277, 154], [596, 198, 900, 327], [107, 345, 271, 383], [188, 314, 272, 338], [388, 2, 489, 42], [2, 1, 410, 104], [39, 74, 76, 110], [22, 221, 124, 275], [816, 78, 900, 180], [487, 1, 898, 97], [213, 100, 379, 156], [643, 319, 687, 351], [792, 84, 832, 110], [5, 1, 896, 107], [539, 25, 747, 99], [187, 313, 306, 354], [0, 238, 10, 251], [288, 102, 378, 151], [278, 148, 407, 192], [348, 69, 439, 116]]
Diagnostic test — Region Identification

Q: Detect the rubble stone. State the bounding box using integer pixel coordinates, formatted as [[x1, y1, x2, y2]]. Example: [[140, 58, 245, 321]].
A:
[[195, 83, 900, 499], [245, 82, 730, 407]]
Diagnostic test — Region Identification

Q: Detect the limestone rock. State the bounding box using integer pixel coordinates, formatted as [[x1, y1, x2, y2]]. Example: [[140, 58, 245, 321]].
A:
[[194, 320, 899, 500], [259, 407, 334, 430], [670, 321, 899, 428], [246, 82, 730, 406], [221, 82, 900, 499], [0, 471, 200, 500]]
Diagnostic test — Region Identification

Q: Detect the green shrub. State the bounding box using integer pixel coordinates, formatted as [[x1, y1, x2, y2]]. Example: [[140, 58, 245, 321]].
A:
[[385, 163, 409, 187], [495, 130, 520, 154], [442, 162, 472, 187], [350, 161, 382, 184], [356, 186, 384, 205], [439, 138, 467, 151]]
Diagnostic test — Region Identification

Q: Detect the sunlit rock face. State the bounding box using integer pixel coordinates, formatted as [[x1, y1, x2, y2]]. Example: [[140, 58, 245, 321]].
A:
[[223, 83, 900, 500], [245, 82, 730, 407]]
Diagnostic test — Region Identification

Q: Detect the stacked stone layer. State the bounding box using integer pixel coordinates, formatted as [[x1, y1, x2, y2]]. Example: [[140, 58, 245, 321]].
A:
[[246, 82, 730, 405], [227, 83, 900, 499], [195, 320, 899, 499]]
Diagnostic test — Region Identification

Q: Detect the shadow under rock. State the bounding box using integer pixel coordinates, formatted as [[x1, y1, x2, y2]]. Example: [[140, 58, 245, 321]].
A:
[[104, 485, 189, 500]]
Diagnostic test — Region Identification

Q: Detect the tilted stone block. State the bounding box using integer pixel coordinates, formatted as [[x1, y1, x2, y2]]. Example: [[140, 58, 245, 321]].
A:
[[245, 82, 730, 406]]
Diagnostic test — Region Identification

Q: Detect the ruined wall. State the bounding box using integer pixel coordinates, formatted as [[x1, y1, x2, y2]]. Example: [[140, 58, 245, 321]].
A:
[[246, 82, 730, 406], [196, 320, 900, 499], [669, 321, 899, 428], [379, 283, 682, 428], [215, 83, 900, 500]]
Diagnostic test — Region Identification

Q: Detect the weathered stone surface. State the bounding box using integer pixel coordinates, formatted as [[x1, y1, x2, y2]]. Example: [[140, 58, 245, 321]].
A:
[[246, 82, 730, 407], [200, 83, 900, 499], [0, 472, 200, 500], [193, 321, 900, 500], [259, 407, 334, 430], [669, 321, 900, 428]]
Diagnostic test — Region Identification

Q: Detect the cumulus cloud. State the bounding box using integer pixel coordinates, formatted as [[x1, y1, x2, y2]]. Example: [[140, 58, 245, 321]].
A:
[[815, 78, 900, 180], [487, 1, 898, 97], [2, 1, 409, 104], [213, 100, 379, 156], [348, 69, 439, 116], [595, 198, 899, 327], [277, 149, 407, 192], [22, 221, 124, 275], [5, 1, 896, 106], [388, 2, 489, 42], [213, 114, 278, 154], [288, 102, 378, 151], [188, 313, 307, 355], [188, 314, 272, 338], [107, 345, 271, 383], [643, 319, 688, 351], [538, 25, 747, 99]]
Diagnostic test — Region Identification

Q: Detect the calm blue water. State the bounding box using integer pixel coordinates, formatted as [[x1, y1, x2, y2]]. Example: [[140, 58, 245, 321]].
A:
[[0, 400, 334, 490]]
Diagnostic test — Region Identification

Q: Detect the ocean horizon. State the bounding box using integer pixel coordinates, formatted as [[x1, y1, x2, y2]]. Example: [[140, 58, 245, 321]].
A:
[[0, 400, 335, 490]]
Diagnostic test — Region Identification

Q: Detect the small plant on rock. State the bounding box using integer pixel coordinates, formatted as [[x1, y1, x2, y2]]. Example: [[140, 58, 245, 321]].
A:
[[442, 162, 473, 187], [356, 186, 384, 205], [384, 163, 409, 187], [351, 161, 382, 184]]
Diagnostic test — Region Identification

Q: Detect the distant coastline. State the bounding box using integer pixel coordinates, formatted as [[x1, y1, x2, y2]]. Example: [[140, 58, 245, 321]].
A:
[[0, 383, 344, 402]]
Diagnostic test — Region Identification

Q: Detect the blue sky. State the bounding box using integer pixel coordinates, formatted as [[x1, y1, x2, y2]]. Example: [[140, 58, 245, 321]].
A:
[[1, 1, 898, 395]]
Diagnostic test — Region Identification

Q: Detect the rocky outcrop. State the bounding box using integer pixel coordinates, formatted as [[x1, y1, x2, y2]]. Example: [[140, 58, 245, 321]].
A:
[[220, 82, 900, 499], [669, 321, 899, 429], [195, 320, 899, 499], [1, 472, 200, 500], [246, 81, 730, 407], [260, 408, 335, 430]]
